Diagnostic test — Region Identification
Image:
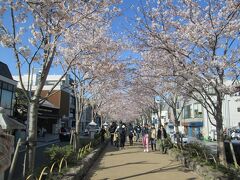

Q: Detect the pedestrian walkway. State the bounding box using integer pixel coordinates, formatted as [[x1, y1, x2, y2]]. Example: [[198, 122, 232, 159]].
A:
[[84, 142, 203, 180]]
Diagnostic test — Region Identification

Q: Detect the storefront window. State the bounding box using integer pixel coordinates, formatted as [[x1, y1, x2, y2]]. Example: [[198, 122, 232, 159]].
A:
[[1, 89, 13, 109], [184, 105, 192, 119], [194, 103, 203, 118]]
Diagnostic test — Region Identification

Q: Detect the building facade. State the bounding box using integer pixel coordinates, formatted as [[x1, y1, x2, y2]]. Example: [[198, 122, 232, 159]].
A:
[[181, 101, 204, 138], [0, 61, 17, 116], [180, 94, 240, 140], [13, 73, 76, 134]]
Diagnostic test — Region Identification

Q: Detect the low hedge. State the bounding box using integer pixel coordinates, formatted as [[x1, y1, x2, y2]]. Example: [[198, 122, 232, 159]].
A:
[[168, 142, 240, 180], [39, 136, 108, 180]]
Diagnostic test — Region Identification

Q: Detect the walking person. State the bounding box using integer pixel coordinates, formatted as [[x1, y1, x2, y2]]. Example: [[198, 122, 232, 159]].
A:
[[109, 122, 117, 145], [142, 123, 149, 152], [157, 125, 167, 153], [117, 121, 126, 149], [134, 124, 142, 142], [128, 123, 134, 146], [150, 124, 157, 151], [113, 130, 119, 148], [100, 126, 106, 143]]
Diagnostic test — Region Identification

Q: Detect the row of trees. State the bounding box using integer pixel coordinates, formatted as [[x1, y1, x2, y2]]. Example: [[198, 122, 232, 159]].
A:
[[0, 0, 239, 173], [129, 0, 240, 165], [0, 0, 124, 175]]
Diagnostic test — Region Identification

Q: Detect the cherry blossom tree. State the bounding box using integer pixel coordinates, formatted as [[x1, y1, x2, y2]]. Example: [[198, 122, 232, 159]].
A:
[[128, 62, 183, 146], [88, 61, 128, 122], [62, 24, 124, 150], [132, 0, 240, 165], [0, 0, 122, 174]]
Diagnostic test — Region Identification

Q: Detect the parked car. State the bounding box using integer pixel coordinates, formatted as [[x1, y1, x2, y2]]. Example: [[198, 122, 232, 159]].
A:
[[172, 133, 198, 144], [171, 133, 187, 144], [59, 127, 71, 141], [231, 129, 240, 140]]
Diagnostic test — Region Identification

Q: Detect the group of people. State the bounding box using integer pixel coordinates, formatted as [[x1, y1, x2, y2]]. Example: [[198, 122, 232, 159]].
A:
[[108, 121, 127, 149], [142, 123, 167, 153], [108, 121, 168, 153]]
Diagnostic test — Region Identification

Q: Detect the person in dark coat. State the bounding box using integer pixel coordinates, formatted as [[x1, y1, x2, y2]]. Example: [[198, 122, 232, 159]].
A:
[[116, 121, 126, 149], [109, 122, 117, 145], [134, 124, 142, 142], [128, 123, 134, 146], [100, 126, 106, 143], [157, 125, 167, 153]]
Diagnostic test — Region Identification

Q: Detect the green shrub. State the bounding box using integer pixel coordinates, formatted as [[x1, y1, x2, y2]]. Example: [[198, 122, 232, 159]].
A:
[[164, 137, 174, 149], [45, 145, 77, 165], [94, 132, 101, 139], [184, 142, 212, 158], [174, 142, 240, 178], [89, 133, 100, 147]]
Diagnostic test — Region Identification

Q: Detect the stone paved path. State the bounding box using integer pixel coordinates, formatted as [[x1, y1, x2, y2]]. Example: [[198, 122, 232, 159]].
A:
[[84, 142, 203, 180]]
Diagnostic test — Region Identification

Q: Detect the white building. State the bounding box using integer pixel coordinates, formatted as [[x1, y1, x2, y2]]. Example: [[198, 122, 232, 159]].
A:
[[180, 93, 240, 140]]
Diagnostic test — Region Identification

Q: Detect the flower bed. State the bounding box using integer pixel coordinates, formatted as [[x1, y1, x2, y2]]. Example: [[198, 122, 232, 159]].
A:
[[26, 136, 109, 180]]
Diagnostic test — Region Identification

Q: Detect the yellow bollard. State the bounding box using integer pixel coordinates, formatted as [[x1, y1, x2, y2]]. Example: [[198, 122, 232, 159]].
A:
[[77, 148, 82, 160], [58, 157, 68, 173], [26, 174, 37, 180], [88, 143, 91, 151], [38, 166, 49, 180], [50, 161, 58, 174]]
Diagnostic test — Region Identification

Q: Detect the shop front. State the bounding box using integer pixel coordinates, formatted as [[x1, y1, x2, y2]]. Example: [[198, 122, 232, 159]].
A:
[[182, 121, 203, 139]]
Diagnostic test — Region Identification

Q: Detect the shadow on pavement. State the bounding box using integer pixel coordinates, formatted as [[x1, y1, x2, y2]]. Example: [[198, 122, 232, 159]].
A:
[[83, 142, 199, 180], [113, 163, 188, 180]]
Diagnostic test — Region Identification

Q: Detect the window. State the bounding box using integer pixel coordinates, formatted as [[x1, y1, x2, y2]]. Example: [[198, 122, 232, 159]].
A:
[[184, 105, 192, 119], [0, 89, 13, 109], [237, 107, 240, 112], [7, 84, 13, 91], [45, 80, 56, 85], [194, 103, 203, 118], [70, 96, 75, 105], [207, 87, 216, 95], [2, 82, 8, 90], [61, 80, 65, 85]]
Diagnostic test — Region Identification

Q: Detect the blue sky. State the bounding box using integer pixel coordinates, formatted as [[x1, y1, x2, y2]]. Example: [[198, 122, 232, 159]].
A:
[[0, 0, 140, 76]]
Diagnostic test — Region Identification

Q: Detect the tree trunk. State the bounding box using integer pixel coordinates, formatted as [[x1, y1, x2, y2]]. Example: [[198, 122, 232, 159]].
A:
[[75, 95, 80, 151], [74, 84, 84, 151], [157, 104, 162, 126], [216, 111, 227, 165], [172, 108, 181, 147], [174, 122, 181, 146], [74, 102, 81, 151], [27, 100, 39, 174]]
